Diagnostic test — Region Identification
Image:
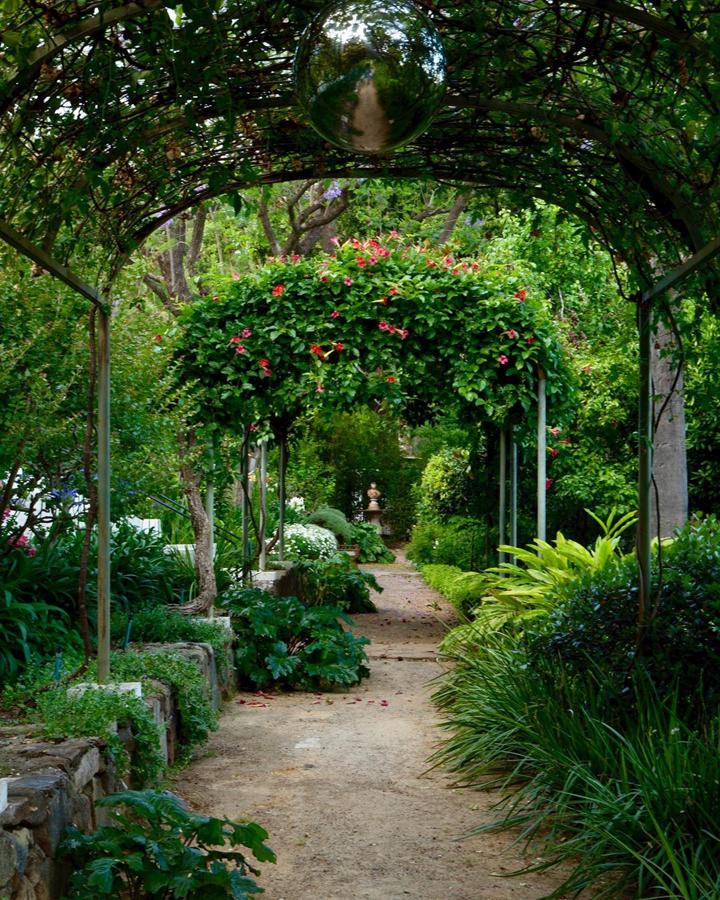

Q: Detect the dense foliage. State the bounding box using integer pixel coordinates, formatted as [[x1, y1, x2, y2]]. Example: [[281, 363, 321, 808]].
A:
[[221, 588, 370, 690], [61, 789, 275, 899], [294, 554, 380, 613]]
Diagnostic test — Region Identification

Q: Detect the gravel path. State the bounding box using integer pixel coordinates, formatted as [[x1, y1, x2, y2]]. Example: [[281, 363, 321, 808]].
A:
[[171, 554, 571, 899]]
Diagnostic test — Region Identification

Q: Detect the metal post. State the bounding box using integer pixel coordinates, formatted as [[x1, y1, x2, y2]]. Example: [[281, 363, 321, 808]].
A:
[[205, 439, 215, 604], [241, 441, 250, 567], [278, 439, 286, 561], [259, 440, 268, 571], [511, 431, 518, 554], [537, 371, 547, 541], [96, 309, 111, 683], [498, 428, 507, 564], [637, 298, 653, 628]]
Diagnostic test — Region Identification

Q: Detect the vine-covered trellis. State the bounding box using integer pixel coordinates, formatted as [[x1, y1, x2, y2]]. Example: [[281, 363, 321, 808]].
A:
[[0, 0, 718, 677]]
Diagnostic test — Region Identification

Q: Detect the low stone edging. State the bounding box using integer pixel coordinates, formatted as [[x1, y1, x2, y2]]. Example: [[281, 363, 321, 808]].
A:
[[0, 630, 235, 900]]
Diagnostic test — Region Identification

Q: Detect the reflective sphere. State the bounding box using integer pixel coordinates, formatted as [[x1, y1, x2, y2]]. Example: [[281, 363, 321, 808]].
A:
[[294, 0, 446, 154]]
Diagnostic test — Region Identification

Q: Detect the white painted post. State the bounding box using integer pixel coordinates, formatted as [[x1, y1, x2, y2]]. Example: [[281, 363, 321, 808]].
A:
[[537, 371, 547, 542]]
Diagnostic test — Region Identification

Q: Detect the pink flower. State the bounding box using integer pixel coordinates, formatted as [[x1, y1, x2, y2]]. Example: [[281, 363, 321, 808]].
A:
[[504, 329, 518, 339], [379, 321, 390, 331], [316, 383, 325, 393], [248, 423, 258, 432], [351, 238, 362, 249], [388, 229, 399, 239], [344, 277, 353, 286], [378, 247, 390, 258], [549, 447, 559, 458], [242, 328, 252, 338], [330, 236, 341, 247], [545, 478, 554, 490], [550, 426, 561, 437], [330, 310, 340, 319], [291, 254, 300, 263], [498, 354, 509, 366], [230, 335, 242, 344], [400, 329, 410, 340], [320, 275, 329, 283], [235, 345, 246, 354], [368, 256, 378, 266], [425, 258, 437, 267], [389, 287, 399, 296]]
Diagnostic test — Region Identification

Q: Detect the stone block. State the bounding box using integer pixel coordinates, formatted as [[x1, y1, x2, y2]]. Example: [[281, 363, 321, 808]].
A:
[[0, 831, 17, 888], [0, 778, 7, 815], [70, 748, 100, 792]]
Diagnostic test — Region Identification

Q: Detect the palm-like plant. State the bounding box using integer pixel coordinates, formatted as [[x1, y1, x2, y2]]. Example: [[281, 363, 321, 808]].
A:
[[441, 508, 636, 653]]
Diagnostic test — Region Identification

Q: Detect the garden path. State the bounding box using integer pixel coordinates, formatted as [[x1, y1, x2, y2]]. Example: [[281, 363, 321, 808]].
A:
[[172, 552, 571, 899]]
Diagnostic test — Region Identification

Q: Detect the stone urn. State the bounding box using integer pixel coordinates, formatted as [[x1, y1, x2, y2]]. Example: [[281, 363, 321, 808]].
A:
[[365, 482, 383, 532]]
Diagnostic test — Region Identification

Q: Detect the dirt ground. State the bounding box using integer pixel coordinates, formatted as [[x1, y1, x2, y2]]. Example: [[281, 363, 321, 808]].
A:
[[172, 554, 572, 899]]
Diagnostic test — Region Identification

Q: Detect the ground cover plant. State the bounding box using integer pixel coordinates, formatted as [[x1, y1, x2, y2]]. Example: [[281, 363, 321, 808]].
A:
[[221, 587, 369, 690], [60, 789, 275, 899]]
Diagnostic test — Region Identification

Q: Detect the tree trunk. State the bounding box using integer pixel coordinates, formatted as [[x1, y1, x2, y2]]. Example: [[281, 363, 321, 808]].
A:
[[177, 431, 217, 614], [650, 313, 688, 537]]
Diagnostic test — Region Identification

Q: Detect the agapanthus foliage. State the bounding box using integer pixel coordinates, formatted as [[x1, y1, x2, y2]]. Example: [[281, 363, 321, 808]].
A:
[[175, 237, 572, 436]]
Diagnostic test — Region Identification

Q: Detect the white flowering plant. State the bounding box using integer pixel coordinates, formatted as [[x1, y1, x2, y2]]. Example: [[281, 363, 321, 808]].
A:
[[283, 523, 337, 560]]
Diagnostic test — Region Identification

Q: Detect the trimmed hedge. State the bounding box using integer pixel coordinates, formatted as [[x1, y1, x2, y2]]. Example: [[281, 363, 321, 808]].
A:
[[420, 564, 485, 617]]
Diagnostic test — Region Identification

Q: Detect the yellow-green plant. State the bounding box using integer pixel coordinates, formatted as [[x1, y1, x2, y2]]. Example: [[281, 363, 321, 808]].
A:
[[441, 508, 636, 653]]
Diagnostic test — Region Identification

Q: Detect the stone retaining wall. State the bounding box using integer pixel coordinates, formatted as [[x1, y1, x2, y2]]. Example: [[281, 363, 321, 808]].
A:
[[0, 632, 235, 900]]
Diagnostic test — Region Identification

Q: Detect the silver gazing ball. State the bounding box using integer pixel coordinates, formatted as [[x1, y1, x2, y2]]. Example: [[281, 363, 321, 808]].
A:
[[294, 0, 446, 154]]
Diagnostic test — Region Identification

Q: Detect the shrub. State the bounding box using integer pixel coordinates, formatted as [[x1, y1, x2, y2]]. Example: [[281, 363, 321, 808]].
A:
[[111, 605, 229, 657], [294, 554, 380, 613], [221, 588, 369, 690], [406, 516, 492, 571], [60, 789, 275, 899], [420, 564, 483, 618], [415, 447, 473, 522], [530, 516, 720, 711], [305, 506, 354, 544], [0, 586, 76, 679], [37, 685, 163, 786], [433, 637, 720, 899], [283, 523, 337, 560], [109, 650, 218, 751], [350, 522, 394, 563]]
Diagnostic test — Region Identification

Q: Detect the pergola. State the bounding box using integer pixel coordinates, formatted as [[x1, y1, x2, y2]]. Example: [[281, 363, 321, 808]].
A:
[[1, 0, 718, 677]]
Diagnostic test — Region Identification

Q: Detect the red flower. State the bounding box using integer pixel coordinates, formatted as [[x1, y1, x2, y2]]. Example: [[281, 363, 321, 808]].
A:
[[351, 238, 362, 249], [356, 256, 367, 268], [400, 328, 410, 340], [504, 329, 518, 339], [271, 284, 285, 296], [153, 334, 163, 343], [375, 297, 388, 305], [248, 423, 258, 432], [230, 335, 242, 344], [320, 275, 329, 283], [344, 276, 353, 286], [386, 376, 397, 383], [235, 345, 246, 354], [389, 287, 399, 296], [291, 254, 300, 263], [379, 321, 390, 331], [378, 247, 390, 258], [310, 344, 325, 357], [545, 478, 554, 490], [262, 367, 272, 377], [259, 358, 270, 367], [426, 258, 437, 267], [549, 447, 559, 458], [526, 335, 536, 344], [330, 309, 341, 318], [334, 342, 344, 352], [514, 289, 527, 301], [471, 262, 480, 271], [242, 328, 252, 338], [498, 354, 509, 366], [550, 426, 561, 437]]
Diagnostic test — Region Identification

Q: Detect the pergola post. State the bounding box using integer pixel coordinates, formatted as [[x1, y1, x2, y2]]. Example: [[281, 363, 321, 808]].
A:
[[205, 439, 215, 612], [536, 369, 547, 542], [498, 428, 507, 563], [96, 308, 111, 683], [510, 430, 518, 554], [637, 296, 653, 629], [259, 439, 268, 571], [241, 439, 250, 567], [278, 439, 287, 561]]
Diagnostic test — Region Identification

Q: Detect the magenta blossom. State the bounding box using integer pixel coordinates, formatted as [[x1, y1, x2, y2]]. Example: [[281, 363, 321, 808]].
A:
[[498, 354, 509, 365]]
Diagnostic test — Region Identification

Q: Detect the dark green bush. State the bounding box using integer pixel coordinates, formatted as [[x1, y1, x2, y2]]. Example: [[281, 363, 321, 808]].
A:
[[294, 554, 380, 613], [406, 516, 492, 571], [350, 522, 394, 563], [111, 605, 229, 656], [221, 588, 369, 691], [420, 564, 483, 618], [305, 506, 354, 544], [60, 789, 275, 898], [529, 516, 720, 711]]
